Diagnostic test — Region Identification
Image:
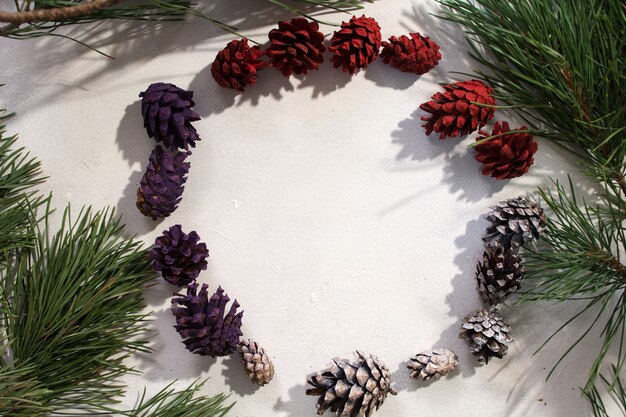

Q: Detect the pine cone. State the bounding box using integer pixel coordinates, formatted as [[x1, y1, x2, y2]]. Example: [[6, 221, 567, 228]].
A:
[[420, 79, 496, 140], [239, 339, 275, 386], [407, 348, 458, 380], [476, 246, 524, 305], [475, 121, 538, 179], [139, 83, 201, 150], [172, 283, 243, 357], [150, 225, 209, 287], [136, 147, 190, 220], [266, 18, 326, 77], [459, 306, 512, 364], [483, 196, 547, 248], [211, 39, 267, 92], [329, 15, 382, 75], [380, 33, 441, 75], [306, 351, 397, 417]]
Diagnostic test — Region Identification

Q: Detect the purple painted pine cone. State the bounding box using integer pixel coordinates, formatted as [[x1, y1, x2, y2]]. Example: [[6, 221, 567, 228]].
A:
[[139, 83, 201, 150], [136, 147, 190, 220], [172, 283, 244, 357], [150, 225, 209, 286]]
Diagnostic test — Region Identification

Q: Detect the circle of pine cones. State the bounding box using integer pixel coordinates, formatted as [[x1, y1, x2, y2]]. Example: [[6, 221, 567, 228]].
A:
[[420, 79, 496, 140], [172, 283, 244, 357], [460, 306, 513, 364], [380, 32, 441, 75], [211, 39, 267, 92], [265, 17, 326, 77], [329, 15, 382, 74], [150, 224, 209, 287], [475, 121, 539, 179], [306, 351, 397, 417], [407, 348, 458, 380]]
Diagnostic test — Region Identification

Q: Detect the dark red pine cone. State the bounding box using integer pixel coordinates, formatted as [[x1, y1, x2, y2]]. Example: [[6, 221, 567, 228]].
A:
[[420, 80, 496, 139], [266, 18, 326, 77], [211, 39, 267, 92], [329, 15, 382, 74], [380, 33, 441, 75], [474, 121, 538, 179]]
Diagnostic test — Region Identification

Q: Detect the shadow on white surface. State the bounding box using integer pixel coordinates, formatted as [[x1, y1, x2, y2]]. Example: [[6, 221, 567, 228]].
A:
[[363, 60, 418, 90], [274, 383, 310, 417], [221, 355, 262, 396], [116, 100, 152, 166], [442, 152, 507, 202], [297, 61, 352, 98], [391, 109, 457, 161], [136, 307, 218, 380]]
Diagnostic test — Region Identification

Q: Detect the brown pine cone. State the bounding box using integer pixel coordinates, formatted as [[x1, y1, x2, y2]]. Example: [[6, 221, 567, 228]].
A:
[[238, 339, 274, 386], [265, 18, 326, 77], [329, 15, 382, 74], [407, 348, 458, 380], [211, 39, 267, 92], [380, 33, 441, 75]]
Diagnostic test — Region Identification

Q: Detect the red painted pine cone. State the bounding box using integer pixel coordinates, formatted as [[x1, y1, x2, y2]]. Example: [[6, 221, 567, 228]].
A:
[[380, 33, 441, 75], [265, 18, 326, 77], [420, 80, 496, 139], [474, 122, 538, 179], [329, 15, 382, 74], [211, 39, 267, 92]]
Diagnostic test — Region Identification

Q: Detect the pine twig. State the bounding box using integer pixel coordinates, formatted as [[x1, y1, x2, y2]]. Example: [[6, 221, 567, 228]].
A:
[[0, 0, 122, 24]]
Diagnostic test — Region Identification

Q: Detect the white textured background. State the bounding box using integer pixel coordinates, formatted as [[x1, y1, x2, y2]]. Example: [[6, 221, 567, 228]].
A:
[[0, 0, 614, 416]]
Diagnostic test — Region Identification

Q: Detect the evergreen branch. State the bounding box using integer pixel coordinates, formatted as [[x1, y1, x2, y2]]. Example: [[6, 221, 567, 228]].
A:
[[1, 206, 156, 415], [0, 0, 122, 24], [437, 0, 626, 411], [0, 0, 373, 50], [0, 91, 231, 416], [122, 380, 233, 417]]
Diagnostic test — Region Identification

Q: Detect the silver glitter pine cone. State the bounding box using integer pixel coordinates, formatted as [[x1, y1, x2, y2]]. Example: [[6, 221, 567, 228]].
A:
[[306, 351, 397, 417], [407, 348, 458, 380], [238, 339, 275, 386], [483, 196, 547, 248], [459, 306, 513, 364]]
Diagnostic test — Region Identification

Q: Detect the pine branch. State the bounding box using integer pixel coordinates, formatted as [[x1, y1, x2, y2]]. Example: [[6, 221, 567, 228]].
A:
[[437, 0, 626, 411], [121, 380, 233, 417], [0, 0, 373, 52], [0, 95, 232, 416]]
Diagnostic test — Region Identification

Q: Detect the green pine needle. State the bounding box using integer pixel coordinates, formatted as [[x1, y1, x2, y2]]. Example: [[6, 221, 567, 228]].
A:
[[438, 0, 626, 412], [0, 101, 232, 416]]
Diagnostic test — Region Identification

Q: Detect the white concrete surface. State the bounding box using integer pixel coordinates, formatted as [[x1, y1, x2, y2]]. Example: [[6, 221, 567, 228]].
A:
[[0, 1, 614, 415]]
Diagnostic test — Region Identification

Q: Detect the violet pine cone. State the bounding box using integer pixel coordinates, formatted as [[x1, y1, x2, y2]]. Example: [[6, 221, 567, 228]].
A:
[[420, 79, 496, 139], [266, 18, 326, 77], [329, 15, 382, 74], [474, 121, 539, 179], [211, 39, 267, 92], [172, 283, 243, 357], [150, 225, 209, 287], [139, 83, 201, 150], [380, 33, 441, 75], [136, 147, 190, 220]]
